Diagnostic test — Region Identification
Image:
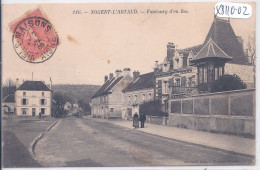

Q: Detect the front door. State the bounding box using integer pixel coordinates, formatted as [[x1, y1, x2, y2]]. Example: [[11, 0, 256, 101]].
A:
[[32, 108, 36, 116], [41, 108, 45, 115]]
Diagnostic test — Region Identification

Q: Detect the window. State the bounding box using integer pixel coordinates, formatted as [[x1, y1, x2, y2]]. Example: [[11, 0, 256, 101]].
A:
[[22, 108, 27, 114], [110, 108, 114, 112], [41, 108, 45, 114], [215, 67, 219, 80], [204, 66, 208, 83], [199, 67, 203, 83], [135, 95, 137, 102], [164, 81, 168, 93], [219, 67, 223, 77], [22, 98, 27, 105], [149, 93, 152, 100], [41, 99, 45, 105], [143, 94, 145, 102], [23, 92, 26, 96], [42, 92, 44, 96], [176, 79, 180, 86]]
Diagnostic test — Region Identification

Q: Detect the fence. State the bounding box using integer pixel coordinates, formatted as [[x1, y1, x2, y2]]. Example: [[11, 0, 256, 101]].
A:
[[168, 89, 255, 137]]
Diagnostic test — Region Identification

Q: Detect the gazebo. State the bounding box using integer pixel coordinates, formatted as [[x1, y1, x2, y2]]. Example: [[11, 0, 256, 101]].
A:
[[190, 38, 232, 92]]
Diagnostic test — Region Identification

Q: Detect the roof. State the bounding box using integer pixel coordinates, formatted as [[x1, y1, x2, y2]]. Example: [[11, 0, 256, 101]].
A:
[[177, 44, 204, 55], [190, 38, 232, 63], [203, 17, 249, 65], [3, 94, 15, 103], [16, 81, 51, 91], [123, 72, 155, 92], [91, 76, 123, 98]]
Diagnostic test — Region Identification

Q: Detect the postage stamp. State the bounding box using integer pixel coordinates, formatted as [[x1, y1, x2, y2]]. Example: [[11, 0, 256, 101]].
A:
[[10, 8, 59, 63]]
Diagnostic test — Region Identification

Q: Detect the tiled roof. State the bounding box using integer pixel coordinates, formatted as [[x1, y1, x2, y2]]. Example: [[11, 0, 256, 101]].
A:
[[204, 18, 249, 65], [123, 72, 155, 92], [16, 81, 51, 91], [91, 76, 123, 98], [190, 38, 232, 63], [3, 94, 15, 103], [178, 44, 203, 55]]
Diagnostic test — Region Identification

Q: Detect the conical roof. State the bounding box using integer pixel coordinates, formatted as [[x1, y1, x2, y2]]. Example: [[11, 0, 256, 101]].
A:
[[203, 18, 249, 65], [190, 38, 232, 63]]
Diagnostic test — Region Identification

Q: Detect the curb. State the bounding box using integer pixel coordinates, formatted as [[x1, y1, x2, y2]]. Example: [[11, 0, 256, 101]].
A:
[[30, 119, 61, 161], [90, 117, 255, 158]]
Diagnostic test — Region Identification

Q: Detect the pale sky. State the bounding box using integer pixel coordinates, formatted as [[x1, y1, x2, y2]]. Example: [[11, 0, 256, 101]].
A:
[[2, 2, 255, 85]]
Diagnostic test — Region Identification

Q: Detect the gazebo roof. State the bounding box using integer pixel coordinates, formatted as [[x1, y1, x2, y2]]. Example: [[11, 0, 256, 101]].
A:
[[190, 38, 232, 64]]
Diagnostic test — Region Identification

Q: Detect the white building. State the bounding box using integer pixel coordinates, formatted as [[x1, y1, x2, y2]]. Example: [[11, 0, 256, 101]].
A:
[[15, 81, 52, 116]]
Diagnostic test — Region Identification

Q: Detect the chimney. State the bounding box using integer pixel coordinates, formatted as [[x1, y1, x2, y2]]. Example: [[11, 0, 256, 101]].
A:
[[115, 69, 122, 78], [16, 78, 20, 88], [104, 75, 108, 83], [167, 42, 175, 70], [154, 61, 159, 72], [133, 71, 140, 81], [123, 68, 131, 76], [109, 73, 114, 80]]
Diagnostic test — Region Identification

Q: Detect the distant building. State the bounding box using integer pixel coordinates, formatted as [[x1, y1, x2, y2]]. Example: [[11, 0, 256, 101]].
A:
[[155, 17, 254, 109], [73, 103, 78, 108], [2, 94, 15, 114], [122, 71, 156, 119], [64, 102, 72, 110], [90, 68, 133, 118], [15, 80, 52, 116]]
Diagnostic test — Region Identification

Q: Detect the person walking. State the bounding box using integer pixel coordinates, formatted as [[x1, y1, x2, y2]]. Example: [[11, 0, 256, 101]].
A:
[[133, 112, 139, 128], [140, 112, 146, 128]]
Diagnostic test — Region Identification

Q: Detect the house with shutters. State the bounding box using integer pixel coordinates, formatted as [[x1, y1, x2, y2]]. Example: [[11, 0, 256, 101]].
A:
[[154, 17, 254, 108], [122, 71, 156, 119], [2, 94, 15, 114], [15, 80, 52, 116], [90, 68, 133, 119]]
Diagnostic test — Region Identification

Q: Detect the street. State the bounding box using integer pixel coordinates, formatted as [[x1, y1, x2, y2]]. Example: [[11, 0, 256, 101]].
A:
[[34, 117, 254, 167]]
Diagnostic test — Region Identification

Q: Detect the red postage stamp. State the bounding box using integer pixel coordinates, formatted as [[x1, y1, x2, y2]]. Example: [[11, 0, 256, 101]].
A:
[[10, 8, 59, 63]]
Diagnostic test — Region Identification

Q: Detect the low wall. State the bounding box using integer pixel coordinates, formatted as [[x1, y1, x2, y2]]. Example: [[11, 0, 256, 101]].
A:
[[146, 115, 168, 126], [168, 89, 255, 137]]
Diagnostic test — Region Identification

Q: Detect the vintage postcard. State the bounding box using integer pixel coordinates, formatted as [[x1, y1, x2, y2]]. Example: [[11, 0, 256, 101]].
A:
[[1, 1, 257, 169]]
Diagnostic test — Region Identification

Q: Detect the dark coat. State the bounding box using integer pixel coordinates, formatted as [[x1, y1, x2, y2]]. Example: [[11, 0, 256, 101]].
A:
[[139, 113, 146, 122], [133, 113, 139, 128]]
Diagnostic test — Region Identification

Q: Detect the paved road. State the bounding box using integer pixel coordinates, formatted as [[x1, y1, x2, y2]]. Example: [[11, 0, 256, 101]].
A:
[[35, 117, 254, 167], [2, 118, 56, 168]]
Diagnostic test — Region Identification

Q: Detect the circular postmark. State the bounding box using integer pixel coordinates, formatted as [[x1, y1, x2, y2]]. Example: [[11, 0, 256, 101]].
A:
[[12, 17, 59, 63]]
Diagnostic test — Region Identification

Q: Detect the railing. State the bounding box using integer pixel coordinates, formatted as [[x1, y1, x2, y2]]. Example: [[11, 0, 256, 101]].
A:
[[171, 86, 199, 98]]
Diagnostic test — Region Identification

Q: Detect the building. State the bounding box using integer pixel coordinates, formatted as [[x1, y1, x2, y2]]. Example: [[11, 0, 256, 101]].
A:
[[154, 17, 254, 107], [15, 81, 52, 116], [2, 94, 15, 114], [122, 71, 156, 119], [90, 68, 133, 118], [64, 102, 72, 111]]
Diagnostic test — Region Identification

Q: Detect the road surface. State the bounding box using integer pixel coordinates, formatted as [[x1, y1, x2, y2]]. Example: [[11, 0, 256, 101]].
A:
[[34, 117, 254, 167]]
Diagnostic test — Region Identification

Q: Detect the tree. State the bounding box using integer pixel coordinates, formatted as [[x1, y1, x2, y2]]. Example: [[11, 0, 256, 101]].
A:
[[2, 79, 16, 98], [210, 74, 247, 93], [78, 98, 91, 114], [246, 35, 256, 87], [139, 100, 167, 117], [52, 92, 72, 116]]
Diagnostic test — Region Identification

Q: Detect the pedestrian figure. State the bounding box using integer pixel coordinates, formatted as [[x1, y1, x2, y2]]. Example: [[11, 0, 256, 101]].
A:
[[133, 112, 139, 128], [140, 112, 146, 128], [39, 112, 42, 119]]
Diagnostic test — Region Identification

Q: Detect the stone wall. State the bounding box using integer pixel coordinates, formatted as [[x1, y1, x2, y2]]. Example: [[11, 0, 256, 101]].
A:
[[168, 89, 255, 137]]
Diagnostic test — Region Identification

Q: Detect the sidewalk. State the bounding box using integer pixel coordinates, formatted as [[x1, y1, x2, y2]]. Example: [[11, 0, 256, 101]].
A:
[[89, 117, 255, 156]]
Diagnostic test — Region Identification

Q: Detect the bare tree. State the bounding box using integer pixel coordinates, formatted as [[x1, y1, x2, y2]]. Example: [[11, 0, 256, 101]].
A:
[[246, 34, 256, 87], [2, 79, 16, 98]]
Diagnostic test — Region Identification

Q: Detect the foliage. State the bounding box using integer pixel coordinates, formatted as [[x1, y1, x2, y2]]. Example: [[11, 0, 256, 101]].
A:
[[2, 79, 16, 98], [139, 100, 168, 117], [52, 92, 72, 116], [210, 74, 247, 92], [78, 98, 91, 113]]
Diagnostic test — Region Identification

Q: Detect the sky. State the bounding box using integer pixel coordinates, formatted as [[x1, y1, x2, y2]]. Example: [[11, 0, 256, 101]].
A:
[[2, 2, 255, 85]]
